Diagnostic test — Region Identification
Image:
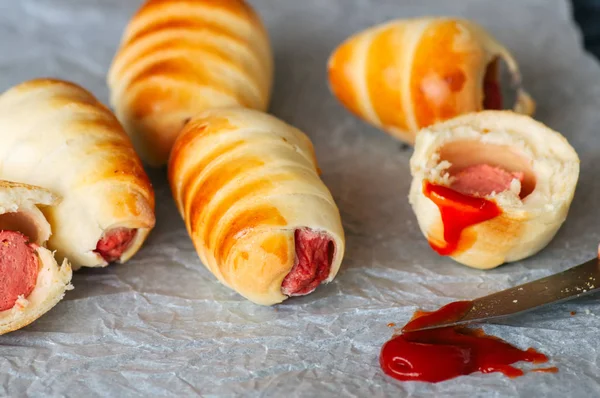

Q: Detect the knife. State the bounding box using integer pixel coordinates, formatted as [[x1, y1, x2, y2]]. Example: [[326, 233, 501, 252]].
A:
[[403, 257, 600, 332]]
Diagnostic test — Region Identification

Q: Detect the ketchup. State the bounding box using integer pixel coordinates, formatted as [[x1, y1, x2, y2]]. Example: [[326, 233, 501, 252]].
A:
[[402, 300, 473, 332], [531, 367, 559, 374], [423, 181, 502, 255], [380, 301, 553, 383]]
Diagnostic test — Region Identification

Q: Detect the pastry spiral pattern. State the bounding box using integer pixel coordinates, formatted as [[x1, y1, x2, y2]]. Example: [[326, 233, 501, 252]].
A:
[[108, 0, 274, 166], [328, 17, 535, 144], [169, 108, 345, 305], [0, 79, 155, 268]]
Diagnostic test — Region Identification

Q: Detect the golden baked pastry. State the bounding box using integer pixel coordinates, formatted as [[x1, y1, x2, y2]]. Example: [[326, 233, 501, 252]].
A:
[[409, 111, 579, 269], [108, 0, 274, 166], [0, 79, 156, 268], [328, 17, 535, 144], [169, 108, 345, 305]]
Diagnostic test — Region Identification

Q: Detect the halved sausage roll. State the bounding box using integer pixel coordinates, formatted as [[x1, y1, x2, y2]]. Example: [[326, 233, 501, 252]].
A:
[[0, 180, 72, 335], [108, 0, 273, 166], [409, 111, 579, 269], [328, 17, 535, 144], [0, 79, 156, 268], [168, 108, 345, 305]]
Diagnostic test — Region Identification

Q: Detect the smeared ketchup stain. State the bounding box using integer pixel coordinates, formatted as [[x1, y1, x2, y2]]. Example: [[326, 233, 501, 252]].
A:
[[531, 367, 559, 374], [402, 301, 473, 332], [423, 181, 502, 256], [380, 301, 553, 383]]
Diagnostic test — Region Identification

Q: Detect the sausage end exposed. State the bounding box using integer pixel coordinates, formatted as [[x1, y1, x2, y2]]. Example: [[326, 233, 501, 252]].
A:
[[0, 230, 40, 312], [95, 228, 137, 263], [282, 229, 335, 296]]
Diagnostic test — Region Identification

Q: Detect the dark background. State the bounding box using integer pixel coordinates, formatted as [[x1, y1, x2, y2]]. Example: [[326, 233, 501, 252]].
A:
[[573, 0, 600, 58]]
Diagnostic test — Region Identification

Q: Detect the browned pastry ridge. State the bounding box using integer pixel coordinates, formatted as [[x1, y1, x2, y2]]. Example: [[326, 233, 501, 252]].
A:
[[328, 17, 535, 144], [0, 79, 156, 268], [108, 0, 274, 166], [168, 108, 345, 305]]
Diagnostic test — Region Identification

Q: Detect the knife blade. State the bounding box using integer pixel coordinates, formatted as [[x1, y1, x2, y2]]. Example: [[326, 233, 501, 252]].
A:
[[404, 257, 600, 332]]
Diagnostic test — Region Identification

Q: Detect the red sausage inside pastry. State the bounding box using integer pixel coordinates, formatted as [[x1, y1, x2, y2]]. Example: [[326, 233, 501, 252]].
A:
[[0, 79, 156, 269], [95, 228, 138, 263], [168, 108, 345, 305], [451, 164, 524, 197], [438, 140, 536, 199], [282, 229, 335, 296], [408, 111, 578, 270], [0, 180, 73, 336], [0, 231, 40, 311]]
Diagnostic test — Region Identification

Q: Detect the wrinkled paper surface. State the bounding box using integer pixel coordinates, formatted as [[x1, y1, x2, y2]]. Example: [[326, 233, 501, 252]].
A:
[[1, 0, 600, 396]]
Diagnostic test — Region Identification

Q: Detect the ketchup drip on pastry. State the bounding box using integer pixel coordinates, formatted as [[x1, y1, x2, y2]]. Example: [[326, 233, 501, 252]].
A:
[[281, 228, 334, 296], [0, 230, 39, 311], [95, 228, 137, 263], [380, 301, 551, 383], [423, 181, 502, 256], [483, 58, 502, 110]]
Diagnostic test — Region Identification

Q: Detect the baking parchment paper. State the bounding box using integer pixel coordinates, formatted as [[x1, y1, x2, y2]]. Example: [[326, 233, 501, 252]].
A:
[[1, 0, 600, 396]]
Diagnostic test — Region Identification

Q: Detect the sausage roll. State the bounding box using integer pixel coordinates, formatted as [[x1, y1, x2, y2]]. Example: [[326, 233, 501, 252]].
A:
[[409, 111, 579, 269], [0, 79, 156, 268], [0, 180, 72, 335], [328, 17, 535, 144], [108, 0, 274, 166], [168, 108, 345, 305]]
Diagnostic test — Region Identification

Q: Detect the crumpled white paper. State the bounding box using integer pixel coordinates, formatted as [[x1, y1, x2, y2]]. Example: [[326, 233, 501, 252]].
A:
[[0, 0, 599, 396]]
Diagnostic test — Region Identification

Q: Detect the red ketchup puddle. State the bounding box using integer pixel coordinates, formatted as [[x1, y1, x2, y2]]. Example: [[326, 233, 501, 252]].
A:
[[380, 301, 553, 383], [423, 181, 502, 256]]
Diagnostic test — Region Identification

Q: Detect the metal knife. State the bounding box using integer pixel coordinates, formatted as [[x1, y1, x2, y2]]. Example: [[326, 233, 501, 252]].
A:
[[404, 257, 600, 332]]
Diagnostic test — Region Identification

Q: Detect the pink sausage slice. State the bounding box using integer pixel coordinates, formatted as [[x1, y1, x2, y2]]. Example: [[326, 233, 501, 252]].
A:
[[451, 164, 524, 197], [95, 228, 137, 263], [282, 228, 334, 296], [0, 230, 39, 311]]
